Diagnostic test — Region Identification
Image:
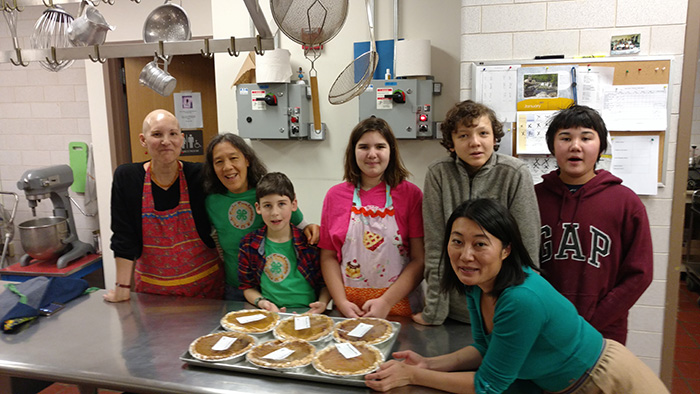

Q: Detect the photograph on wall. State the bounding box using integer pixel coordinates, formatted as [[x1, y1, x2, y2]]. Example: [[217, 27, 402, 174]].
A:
[[523, 73, 558, 98], [610, 34, 641, 56], [516, 66, 574, 111]]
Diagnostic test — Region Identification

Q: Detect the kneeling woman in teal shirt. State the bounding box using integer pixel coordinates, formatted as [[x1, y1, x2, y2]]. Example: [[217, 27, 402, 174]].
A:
[[366, 199, 668, 394]]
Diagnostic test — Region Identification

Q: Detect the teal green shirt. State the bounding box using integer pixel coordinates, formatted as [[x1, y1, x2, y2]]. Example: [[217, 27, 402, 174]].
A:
[[467, 268, 604, 393], [260, 238, 315, 308], [205, 189, 303, 286]]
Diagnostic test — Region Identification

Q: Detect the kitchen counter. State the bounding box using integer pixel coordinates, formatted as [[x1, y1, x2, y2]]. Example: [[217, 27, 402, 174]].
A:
[[0, 286, 473, 394]]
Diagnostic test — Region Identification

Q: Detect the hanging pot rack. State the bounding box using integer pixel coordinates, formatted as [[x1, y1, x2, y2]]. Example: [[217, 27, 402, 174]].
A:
[[1, 0, 274, 66]]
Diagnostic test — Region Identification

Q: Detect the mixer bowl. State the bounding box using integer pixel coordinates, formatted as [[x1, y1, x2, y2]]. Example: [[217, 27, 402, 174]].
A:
[[18, 216, 69, 260]]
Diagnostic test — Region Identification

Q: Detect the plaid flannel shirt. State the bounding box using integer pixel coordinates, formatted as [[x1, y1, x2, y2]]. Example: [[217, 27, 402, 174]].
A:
[[238, 225, 323, 291]]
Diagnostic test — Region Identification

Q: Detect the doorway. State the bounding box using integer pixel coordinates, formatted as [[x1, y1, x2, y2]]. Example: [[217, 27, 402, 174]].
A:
[[665, 0, 700, 390], [123, 54, 218, 164]]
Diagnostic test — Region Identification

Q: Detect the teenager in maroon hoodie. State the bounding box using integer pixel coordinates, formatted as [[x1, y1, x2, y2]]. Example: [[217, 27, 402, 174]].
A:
[[535, 105, 653, 344]]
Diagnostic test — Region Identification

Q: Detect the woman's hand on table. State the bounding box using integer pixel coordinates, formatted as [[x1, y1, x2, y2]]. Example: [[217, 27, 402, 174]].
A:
[[411, 312, 438, 326], [307, 300, 327, 314], [336, 299, 364, 318], [365, 350, 429, 391], [303, 224, 320, 245], [391, 350, 430, 369], [259, 300, 286, 313], [103, 287, 130, 303], [362, 297, 391, 318]]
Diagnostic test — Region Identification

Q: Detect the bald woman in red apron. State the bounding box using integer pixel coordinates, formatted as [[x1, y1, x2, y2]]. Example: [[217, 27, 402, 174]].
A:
[[105, 110, 224, 302], [319, 117, 425, 318]]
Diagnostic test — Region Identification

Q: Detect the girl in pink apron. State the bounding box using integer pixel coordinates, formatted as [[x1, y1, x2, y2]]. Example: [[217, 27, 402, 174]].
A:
[[319, 117, 424, 318]]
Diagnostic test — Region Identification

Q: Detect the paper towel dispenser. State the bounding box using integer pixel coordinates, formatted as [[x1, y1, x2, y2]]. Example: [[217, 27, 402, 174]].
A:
[[236, 82, 323, 140], [358, 79, 439, 139]]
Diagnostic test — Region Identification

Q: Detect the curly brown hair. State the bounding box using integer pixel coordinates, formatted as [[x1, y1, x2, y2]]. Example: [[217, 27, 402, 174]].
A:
[[440, 100, 504, 157]]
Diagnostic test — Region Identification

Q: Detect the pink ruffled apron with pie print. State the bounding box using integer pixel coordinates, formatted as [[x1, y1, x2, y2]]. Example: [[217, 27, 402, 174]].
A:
[[340, 184, 412, 316]]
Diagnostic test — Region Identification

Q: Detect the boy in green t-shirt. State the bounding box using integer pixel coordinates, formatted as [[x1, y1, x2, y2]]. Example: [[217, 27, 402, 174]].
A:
[[238, 173, 329, 313]]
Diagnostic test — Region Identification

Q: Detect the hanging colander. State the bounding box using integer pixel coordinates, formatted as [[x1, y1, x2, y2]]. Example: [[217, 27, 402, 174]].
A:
[[328, 0, 378, 105], [30, 5, 75, 72]]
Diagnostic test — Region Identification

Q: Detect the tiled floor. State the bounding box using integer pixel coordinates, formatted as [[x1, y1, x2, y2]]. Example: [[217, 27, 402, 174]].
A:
[[33, 278, 700, 394], [673, 275, 700, 394]]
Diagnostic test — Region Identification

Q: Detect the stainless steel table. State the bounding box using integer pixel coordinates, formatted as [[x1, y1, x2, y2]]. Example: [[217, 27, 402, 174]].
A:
[[0, 288, 472, 394]]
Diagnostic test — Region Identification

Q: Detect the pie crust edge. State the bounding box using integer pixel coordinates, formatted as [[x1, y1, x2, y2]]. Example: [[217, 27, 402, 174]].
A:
[[274, 314, 334, 342], [245, 339, 317, 369], [188, 331, 256, 362], [312, 343, 384, 376], [220, 309, 280, 333], [332, 317, 393, 345]]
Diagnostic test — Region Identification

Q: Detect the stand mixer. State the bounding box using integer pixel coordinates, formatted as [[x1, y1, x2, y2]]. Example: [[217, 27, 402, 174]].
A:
[[16, 164, 94, 269]]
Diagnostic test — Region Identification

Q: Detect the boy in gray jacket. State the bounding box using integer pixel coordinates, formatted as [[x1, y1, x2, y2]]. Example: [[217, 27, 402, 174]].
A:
[[414, 100, 541, 325]]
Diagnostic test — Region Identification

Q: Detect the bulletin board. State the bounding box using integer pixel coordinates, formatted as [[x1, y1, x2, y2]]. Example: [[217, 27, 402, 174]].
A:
[[472, 56, 673, 192]]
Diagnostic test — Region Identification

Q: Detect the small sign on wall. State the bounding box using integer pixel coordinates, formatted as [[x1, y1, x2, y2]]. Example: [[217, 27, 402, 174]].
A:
[[174, 92, 204, 129], [181, 129, 203, 156]]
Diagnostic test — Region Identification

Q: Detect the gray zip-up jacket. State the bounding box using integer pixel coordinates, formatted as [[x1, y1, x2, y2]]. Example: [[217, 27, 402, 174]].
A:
[[421, 153, 541, 324]]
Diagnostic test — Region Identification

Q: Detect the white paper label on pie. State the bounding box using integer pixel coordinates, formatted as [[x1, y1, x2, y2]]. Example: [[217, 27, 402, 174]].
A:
[[294, 316, 310, 330], [236, 314, 266, 324], [347, 323, 373, 338], [336, 343, 361, 359], [211, 336, 237, 351], [263, 347, 295, 360]]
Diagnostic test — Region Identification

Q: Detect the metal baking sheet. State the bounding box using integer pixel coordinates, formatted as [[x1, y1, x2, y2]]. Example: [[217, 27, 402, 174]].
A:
[[180, 313, 401, 387]]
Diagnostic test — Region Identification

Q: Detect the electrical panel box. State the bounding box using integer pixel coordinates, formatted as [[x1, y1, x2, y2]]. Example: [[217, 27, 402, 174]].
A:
[[358, 79, 437, 139], [236, 82, 312, 140]]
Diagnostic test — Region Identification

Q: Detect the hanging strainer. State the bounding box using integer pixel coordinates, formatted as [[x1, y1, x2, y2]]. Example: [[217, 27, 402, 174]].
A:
[[328, 0, 378, 105], [31, 5, 75, 72], [270, 0, 349, 133]]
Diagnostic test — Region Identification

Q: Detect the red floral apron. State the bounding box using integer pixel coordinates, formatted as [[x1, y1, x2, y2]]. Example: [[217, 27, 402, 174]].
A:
[[340, 184, 412, 316], [134, 163, 224, 298]]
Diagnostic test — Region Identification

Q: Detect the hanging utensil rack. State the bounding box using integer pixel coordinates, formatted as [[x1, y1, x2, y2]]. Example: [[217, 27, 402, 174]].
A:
[[0, 0, 274, 66]]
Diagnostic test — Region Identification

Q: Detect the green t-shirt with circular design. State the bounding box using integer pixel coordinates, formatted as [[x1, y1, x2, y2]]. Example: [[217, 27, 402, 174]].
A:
[[260, 238, 315, 308], [205, 189, 303, 286]]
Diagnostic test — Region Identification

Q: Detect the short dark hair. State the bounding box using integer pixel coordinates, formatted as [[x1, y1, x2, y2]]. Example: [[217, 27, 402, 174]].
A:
[[203, 133, 268, 194], [343, 117, 410, 188], [255, 172, 295, 202], [440, 100, 504, 156], [546, 104, 608, 160], [440, 198, 539, 298]]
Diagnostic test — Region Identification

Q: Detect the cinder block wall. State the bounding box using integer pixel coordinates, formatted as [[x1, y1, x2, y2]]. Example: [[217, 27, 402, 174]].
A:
[[458, 0, 689, 373]]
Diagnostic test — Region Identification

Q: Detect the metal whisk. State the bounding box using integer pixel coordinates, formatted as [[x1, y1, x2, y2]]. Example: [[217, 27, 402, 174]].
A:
[[30, 5, 75, 72]]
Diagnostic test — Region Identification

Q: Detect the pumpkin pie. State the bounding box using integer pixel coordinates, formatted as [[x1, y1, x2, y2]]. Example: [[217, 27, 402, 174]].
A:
[[312, 343, 383, 376], [221, 309, 279, 334], [246, 339, 316, 369], [333, 317, 393, 345], [274, 314, 334, 342], [188, 331, 255, 362]]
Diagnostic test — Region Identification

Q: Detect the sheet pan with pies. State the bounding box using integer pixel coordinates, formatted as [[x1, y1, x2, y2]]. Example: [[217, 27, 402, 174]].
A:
[[180, 312, 401, 387]]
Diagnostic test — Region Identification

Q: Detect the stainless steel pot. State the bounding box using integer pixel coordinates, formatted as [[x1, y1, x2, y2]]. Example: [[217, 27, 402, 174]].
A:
[[18, 216, 69, 260]]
